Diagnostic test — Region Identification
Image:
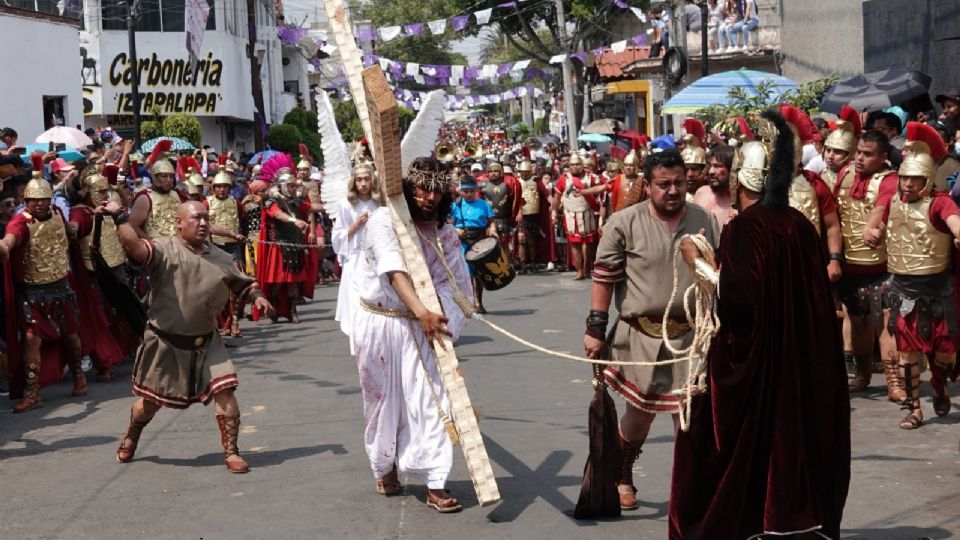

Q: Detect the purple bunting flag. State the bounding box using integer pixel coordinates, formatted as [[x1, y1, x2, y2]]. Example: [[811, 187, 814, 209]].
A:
[[404, 23, 424, 36], [451, 15, 470, 31]]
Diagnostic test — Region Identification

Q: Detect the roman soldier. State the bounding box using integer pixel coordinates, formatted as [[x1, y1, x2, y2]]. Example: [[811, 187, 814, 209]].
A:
[[130, 140, 184, 239], [206, 166, 246, 336], [550, 153, 604, 280], [480, 162, 523, 244], [607, 150, 645, 213], [863, 122, 960, 429], [681, 118, 708, 199], [779, 103, 844, 283], [0, 152, 85, 411], [821, 105, 862, 190], [69, 164, 133, 381], [257, 172, 317, 323], [515, 159, 554, 273], [833, 130, 902, 398], [177, 156, 205, 202]]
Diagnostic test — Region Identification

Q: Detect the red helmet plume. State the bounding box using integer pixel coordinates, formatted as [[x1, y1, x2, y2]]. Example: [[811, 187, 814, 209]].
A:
[[737, 116, 756, 141], [838, 105, 863, 137], [778, 104, 820, 143], [146, 139, 172, 166], [177, 156, 201, 177], [30, 151, 44, 173], [102, 164, 119, 185], [683, 118, 705, 146], [906, 121, 947, 163]]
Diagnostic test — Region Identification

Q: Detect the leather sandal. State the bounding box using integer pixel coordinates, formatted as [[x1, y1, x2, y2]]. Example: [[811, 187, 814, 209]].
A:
[[933, 395, 951, 417], [375, 466, 402, 496], [117, 409, 152, 463], [216, 414, 250, 474], [899, 410, 923, 430], [426, 490, 462, 513]]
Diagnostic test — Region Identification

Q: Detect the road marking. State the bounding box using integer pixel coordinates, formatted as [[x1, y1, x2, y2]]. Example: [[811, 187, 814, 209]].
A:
[[241, 425, 257, 434], [248, 446, 266, 452], [542, 329, 561, 334], [250, 405, 266, 413]]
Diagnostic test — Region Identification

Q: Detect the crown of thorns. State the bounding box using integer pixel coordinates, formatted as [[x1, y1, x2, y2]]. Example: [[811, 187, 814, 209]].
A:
[[404, 167, 453, 192]]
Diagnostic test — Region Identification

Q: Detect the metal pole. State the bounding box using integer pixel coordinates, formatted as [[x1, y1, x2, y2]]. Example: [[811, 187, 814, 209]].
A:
[[700, 2, 709, 77], [553, 0, 579, 150], [127, 0, 142, 149]]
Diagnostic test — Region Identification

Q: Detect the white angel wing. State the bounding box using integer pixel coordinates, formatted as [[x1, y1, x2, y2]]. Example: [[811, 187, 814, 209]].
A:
[[401, 90, 447, 173], [316, 89, 351, 211]]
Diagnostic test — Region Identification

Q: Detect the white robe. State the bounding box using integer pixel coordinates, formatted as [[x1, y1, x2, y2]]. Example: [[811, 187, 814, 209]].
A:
[[351, 208, 474, 488], [332, 198, 380, 349]]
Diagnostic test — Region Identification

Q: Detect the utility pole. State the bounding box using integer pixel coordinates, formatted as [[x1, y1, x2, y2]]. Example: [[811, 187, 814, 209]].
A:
[[699, 1, 709, 77], [553, 0, 578, 150], [126, 0, 142, 149], [247, 0, 267, 150]]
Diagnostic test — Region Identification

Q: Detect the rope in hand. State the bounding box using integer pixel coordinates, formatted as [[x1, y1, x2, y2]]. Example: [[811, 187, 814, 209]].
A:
[[254, 239, 327, 250], [418, 227, 717, 368], [661, 234, 720, 432]]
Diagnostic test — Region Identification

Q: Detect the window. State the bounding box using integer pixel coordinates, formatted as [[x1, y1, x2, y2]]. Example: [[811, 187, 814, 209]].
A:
[[101, 0, 215, 32], [42, 96, 66, 130]]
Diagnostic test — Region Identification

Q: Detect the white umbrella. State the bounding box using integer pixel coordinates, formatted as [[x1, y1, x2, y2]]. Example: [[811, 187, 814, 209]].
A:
[[35, 126, 93, 148]]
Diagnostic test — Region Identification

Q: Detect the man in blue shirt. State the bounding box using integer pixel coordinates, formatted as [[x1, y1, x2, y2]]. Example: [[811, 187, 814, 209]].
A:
[[449, 176, 498, 313]]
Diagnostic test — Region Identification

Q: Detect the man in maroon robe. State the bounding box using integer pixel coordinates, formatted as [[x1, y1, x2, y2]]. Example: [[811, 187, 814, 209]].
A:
[[669, 109, 850, 539]]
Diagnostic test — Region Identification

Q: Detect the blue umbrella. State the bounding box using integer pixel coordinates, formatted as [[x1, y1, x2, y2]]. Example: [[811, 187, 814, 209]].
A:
[[140, 136, 195, 153], [19, 143, 83, 164], [249, 149, 281, 164], [578, 132, 612, 143], [661, 69, 799, 114]]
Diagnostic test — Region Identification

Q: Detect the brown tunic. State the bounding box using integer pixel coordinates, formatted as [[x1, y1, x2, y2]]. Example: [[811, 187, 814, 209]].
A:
[[593, 200, 719, 414], [132, 237, 255, 408]]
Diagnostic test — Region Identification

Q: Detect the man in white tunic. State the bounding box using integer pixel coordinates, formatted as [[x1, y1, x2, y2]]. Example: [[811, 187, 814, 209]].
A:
[[351, 157, 473, 513]]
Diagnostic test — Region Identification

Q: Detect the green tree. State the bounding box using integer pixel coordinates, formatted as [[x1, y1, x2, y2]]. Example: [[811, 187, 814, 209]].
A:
[[333, 99, 365, 142], [267, 124, 303, 153], [357, 0, 468, 67], [140, 120, 163, 142], [161, 114, 202, 147], [282, 107, 323, 165]]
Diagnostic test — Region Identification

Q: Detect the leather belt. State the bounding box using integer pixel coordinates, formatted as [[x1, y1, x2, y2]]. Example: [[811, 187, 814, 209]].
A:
[[148, 323, 213, 350], [622, 314, 691, 339]]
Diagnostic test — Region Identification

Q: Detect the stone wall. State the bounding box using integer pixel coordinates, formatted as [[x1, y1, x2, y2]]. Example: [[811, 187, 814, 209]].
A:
[[781, 0, 865, 83]]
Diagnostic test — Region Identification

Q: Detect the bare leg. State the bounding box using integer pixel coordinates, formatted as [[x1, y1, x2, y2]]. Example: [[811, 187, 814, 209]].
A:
[[898, 351, 923, 429], [848, 315, 875, 393], [13, 332, 44, 412], [879, 310, 905, 403], [584, 241, 597, 276], [570, 242, 585, 279], [213, 389, 249, 472]]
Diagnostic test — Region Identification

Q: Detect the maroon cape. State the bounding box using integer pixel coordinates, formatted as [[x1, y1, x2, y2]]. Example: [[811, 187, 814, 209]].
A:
[[669, 204, 850, 539]]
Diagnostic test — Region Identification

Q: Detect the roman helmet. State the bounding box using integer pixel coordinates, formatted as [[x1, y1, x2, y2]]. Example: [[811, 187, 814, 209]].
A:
[[778, 103, 821, 167], [212, 165, 233, 187], [730, 110, 795, 207], [79, 164, 114, 206], [823, 105, 863, 159], [517, 160, 534, 173], [147, 139, 175, 176], [297, 158, 311, 171], [899, 121, 947, 197], [568, 153, 584, 166], [623, 149, 641, 168], [681, 118, 707, 167], [487, 162, 503, 172], [24, 151, 53, 199]]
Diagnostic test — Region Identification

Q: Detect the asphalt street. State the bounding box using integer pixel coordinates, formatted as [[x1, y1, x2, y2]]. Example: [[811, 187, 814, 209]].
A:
[[1, 272, 959, 540]]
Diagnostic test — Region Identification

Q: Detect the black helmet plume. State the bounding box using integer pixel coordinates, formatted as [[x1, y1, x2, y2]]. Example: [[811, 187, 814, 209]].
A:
[[760, 108, 795, 209]]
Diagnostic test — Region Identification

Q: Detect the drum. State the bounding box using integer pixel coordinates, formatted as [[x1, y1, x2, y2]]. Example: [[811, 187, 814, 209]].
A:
[[465, 237, 516, 291]]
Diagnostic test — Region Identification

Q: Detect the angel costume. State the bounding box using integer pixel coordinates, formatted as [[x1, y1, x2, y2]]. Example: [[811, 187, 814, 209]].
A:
[[332, 198, 380, 347], [351, 207, 474, 488]]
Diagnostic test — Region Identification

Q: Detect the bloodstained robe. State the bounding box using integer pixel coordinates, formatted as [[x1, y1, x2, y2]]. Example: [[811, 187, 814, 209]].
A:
[[668, 203, 850, 539]]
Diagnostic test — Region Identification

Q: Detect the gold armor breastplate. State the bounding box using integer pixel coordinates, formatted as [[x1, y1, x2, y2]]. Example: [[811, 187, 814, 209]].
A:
[[886, 197, 951, 275], [22, 212, 69, 285], [788, 175, 821, 234], [821, 169, 838, 191], [144, 190, 180, 238], [520, 180, 540, 215], [837, 169, 888, 265], [304, 180, 320, 205], [208, 195, 239, 243], [77, 208, 126, 271]]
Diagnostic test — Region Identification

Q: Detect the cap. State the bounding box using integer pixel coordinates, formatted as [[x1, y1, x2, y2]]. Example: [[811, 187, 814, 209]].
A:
[[935, 88, 960, 105], [50, 158, 76, 174], [459, 177, 478, 189]]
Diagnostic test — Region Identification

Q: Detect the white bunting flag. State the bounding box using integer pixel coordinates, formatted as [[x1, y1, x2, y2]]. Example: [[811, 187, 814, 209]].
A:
[[630, 7, 647, 22], [474, 8, 493, 25], [549, 54, 566, 64], [379, 25, 402, 41], [406, 62, 420, 76], [428, 19, 447, 35], [611, 40, 627, 53]]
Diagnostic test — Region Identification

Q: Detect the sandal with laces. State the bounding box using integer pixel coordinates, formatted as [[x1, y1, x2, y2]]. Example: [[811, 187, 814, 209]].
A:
[[426, 490, 462, 513], [375, 466, 402, 496]]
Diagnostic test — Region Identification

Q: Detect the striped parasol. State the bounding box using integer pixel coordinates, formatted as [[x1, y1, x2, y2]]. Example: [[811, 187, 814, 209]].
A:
[[139, 136, 196, 153], [661, 69, 799, 115]]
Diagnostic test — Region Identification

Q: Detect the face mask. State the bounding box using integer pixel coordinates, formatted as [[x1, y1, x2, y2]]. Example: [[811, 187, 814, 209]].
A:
[[954, 142, 960, 155]]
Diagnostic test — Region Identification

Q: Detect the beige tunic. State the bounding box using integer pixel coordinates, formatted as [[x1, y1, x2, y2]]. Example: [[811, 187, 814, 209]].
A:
[[594, 200, 719, 414], [132, 237, 256, 408]]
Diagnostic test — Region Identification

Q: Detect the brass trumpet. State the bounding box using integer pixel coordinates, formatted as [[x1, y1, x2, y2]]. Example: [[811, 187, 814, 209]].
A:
[[463, 142, 482, 159], [435, 141, 456, 163]]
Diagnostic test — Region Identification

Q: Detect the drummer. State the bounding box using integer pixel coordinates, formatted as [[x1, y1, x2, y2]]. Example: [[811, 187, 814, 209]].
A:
[[450, 175, 498, 314]]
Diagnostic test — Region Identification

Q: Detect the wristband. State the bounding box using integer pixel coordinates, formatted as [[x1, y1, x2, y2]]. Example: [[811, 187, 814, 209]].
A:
[[828, 252, 844, 262], [111, 209, 130, 225], [585, 309, 609, 340], [288, 215, 297, 224]]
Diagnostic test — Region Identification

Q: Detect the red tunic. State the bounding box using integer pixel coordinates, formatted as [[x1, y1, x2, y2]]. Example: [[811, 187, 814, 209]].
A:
[[256, 197, 318, 317], [69, 207, 127, 369]]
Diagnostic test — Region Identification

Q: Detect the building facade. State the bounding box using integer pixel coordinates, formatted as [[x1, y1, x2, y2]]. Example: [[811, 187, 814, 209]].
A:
[[0, 6, 84, 141], [79, 0, 295, 152]]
